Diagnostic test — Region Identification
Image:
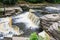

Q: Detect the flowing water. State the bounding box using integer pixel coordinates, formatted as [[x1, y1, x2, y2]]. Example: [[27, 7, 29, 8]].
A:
[[0, 5, 60, 38], [12, 6, 60, 37], [12, 12, 42, 37]]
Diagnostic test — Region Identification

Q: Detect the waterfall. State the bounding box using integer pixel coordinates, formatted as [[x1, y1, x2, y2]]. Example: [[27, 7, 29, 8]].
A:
[[12, 12, 40, 31]]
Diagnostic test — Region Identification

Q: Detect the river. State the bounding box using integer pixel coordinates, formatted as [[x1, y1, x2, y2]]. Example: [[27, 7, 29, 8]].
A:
[[12, 6, 60, 37], [12, 12, 43, 37]]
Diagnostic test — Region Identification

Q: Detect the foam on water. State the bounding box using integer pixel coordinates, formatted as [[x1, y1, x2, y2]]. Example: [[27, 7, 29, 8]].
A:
[[46, 7, 60, 10], [12, 12, 39, 30], [45, 6, 60, 13]]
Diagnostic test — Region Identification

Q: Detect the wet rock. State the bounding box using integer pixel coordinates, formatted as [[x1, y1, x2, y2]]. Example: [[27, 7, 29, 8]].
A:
[[0, 7, 23, 16], [40, 14, 60, 21], [40, 14, 60, 30], [48, 22, 60, 40], [38, 31, 50, 40], [4, 37, 12, 40], [29, 9, 44, 17], [12, 37, 29, 40], [40, 14, 60, 40]]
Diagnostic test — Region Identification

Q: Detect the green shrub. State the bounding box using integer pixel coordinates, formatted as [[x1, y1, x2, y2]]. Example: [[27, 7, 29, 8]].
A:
[[30, 32, 38, 40]]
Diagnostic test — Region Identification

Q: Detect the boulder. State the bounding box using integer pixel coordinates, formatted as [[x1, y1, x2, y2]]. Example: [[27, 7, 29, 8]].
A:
[[38, 31, 50, 40], [40, 14, 60, 40], [40, 14, 60, 30], [0, 7, 23, 16], [40, 14, 60, 21]]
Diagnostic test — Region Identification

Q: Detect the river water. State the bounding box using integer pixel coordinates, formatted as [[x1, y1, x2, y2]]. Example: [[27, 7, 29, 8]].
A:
[[0, 5, 60, 38], [12, 6, 60, 37], [12, 12, 43, 37]]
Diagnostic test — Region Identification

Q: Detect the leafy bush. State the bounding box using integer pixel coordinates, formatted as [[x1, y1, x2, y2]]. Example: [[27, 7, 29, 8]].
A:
[[30, 32, 38, 40], [30, 32, 50, 40]]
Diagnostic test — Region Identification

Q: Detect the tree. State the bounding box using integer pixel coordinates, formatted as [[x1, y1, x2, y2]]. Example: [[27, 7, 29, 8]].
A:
[[25, 0, 45, 3], [46, 0, 60, 3], [0, 0, 18, 5]]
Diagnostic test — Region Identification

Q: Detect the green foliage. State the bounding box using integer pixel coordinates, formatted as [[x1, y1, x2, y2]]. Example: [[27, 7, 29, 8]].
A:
[[25, 0, 45, 3], [46, 0, 60, 3], [0, 0, 18, 5], [25, 0, 60, 3], [30, 32, 50, 40], [0, 0, 60, 4], [56, 0, 60, 3], [30, 32, 38, 40]]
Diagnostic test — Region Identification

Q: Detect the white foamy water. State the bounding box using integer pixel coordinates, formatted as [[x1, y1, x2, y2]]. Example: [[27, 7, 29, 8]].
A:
[[12, 12, 39, 30], [45, 6, 60, 13], [46, 7, 60, 10], [0, 17, 20, 38]]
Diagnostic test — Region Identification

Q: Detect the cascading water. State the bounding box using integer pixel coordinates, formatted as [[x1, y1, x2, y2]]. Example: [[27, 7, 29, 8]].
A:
[[12, 12, 41, 37], [12, 12, 40, 29]]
